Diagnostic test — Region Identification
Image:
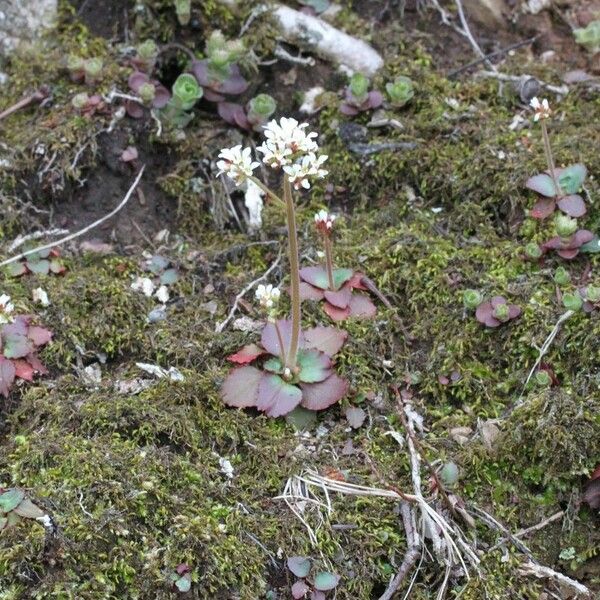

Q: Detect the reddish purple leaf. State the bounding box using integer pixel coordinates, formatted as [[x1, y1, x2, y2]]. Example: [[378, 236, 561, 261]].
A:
[[310, 592, 326, 600], [292, 580, 310, 599], [348, 293, 377, 318], [367, 90, 384, 108], [153, 84, 171, 108], [324, 285, 352, 309], [573, 230, 594, 246], [13, 359, 34, 381], [191, 61, 210, 86], [348, 273, 368, 290], [227, 344, 265, 364], [202, 88, 226, 102], [475, 302, 500, 327], [490, 296, 506, 308], [0, 356, 16, 397], [557, 195, 586, 218], [303, 326, 347, 357], [3, 316, 30, 336], [508, 304, 521, 319], [299, 267, 330, 290], [125, 100, 144, 119], [525, 173, 556, 197], [556, 248, 579, 259], [218, 102, 246, 126], [542, 236, 564, 250], [261, 320, 304, 358], [257, 373, 302, 417], [299, 282, 325, 301], [340, 103, 359, 116], [220, 70, 250, 95], [300, 374, 348, 411], [28, 326, 52, 347], [26, 353, 48, 375], [323, 302, 351, 321], [2, 333, 34, 358], [530, 197, 555, 219], [128, 71, 149, 93], [221, 366, 262, 408]]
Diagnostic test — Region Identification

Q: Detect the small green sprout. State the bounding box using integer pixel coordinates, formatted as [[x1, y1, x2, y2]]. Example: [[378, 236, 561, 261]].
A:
[[72, 92, 90, 110], [574, 20, 600, 54], [555, 214, 578, 239], [385, 76, 414, 108], [348, 73, 369, 104], [493, 303, 510, 322], [174, 0, 191, 25], [524, 242, 542, 259], [534, 371, 552, 387], [247, 94, 277, 125], [586, 286, 600, 303], [138, 82, 156, 105], [463, 289, 483, 309], [83, 58, 103, 85], [562, 292, 583, 311], [134, 39, 159, 72], [553, 266, 571, 286], [171, 73, 203, 111]]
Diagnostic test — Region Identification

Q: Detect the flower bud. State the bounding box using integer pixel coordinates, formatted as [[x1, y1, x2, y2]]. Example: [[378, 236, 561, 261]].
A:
[[553, 266, 570, 286], [462, 289, 483, 309], [493, 303, 510, 322], [247, 94, 276, 123], [555, 214, 577, 239]]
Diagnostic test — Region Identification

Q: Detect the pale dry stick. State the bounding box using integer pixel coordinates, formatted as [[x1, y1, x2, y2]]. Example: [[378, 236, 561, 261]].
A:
[[214, 250, 282, 333], [0, 167, 145, 269], [519, 562, 592, 598], [0, 87, 49, 122], [8, 228, 69, 253], [454, 0, 494, 69], [477, 70, 569, 96], [378, 502, 421, 600]]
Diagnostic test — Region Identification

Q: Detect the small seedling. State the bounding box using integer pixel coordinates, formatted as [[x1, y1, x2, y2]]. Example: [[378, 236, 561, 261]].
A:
[[218, 93, 277, 132], [0, 488, 47, 532], [174, 0, 191, 26], [385, 76, 414, 108], [462, 289, 483, 310], [6, 247, 65, 277], [160, 73, 203, 128], [169, 563, 192, 592], [475, 296, 521, 328], [132, 39, 159, 73], [287, 556, 340, 599], [126, 71, 171, 118], [574, 20, 600, 54], [340, 73, 383, 116]]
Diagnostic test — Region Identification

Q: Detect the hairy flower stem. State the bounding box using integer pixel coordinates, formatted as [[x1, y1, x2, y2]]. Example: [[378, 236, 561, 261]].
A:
[[283, 178, 301, 370], [541, 121, 562, 198], [272, 319, 287, 368], [324, 236, 335, 290]]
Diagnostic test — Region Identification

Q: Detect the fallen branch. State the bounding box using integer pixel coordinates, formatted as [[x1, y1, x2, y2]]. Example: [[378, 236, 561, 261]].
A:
[[215, 250, 282, 333], [0, 87, 49, 122], [454, 0, 493, 69], [519, 561, 592, 598], [0, 167, 145, 268]]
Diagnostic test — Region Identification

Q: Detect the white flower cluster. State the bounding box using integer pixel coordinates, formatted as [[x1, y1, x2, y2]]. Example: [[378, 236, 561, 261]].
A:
[[216, 117, 328, 190], [255, 284, 280, 310], [314, 209, 336, 233], [131, 277, 170, 304], [216, 145, 260, 186], [530, 97, 551, 122], [0, 294, 14, 324]]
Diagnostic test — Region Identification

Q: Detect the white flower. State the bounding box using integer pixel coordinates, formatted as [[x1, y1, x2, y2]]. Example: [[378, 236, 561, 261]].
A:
[[216, 145, 259, 186], [155, 285, 169, 304], [32, 288, 50, 307], [0, 294, 14, 324], [314, 209, 336, 233], [256, 140, 293, 169], [262, 117, 319, 155], [530, 97, 551, 121], [255, 284, 281, 309], [283, 153, 328, 190], [131, 276, 155, 297]]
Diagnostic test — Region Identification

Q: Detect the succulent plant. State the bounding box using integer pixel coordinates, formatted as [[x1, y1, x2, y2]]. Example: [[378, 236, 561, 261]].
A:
[[126, 71, 171, 118], [475, 296, 521, 328], [83, 57, 103, 85], [524, 242, 543, 260], [340, 73, 383, 116], [553, 266, 571, 286], [174, 0, 191, 25], [462, 289, 483, 309], [385, 75, 414, 108], [217, 94, 277, 131], [133, 39, 159, 73], [562, 291, 583, 311]]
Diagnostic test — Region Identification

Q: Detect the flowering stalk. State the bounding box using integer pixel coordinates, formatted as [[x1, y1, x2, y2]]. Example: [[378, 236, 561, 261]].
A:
[[531, 97, 562, 198], [314, 210, 337, 290], [283, 177, 302, 370], [324, 236, 335, 291]]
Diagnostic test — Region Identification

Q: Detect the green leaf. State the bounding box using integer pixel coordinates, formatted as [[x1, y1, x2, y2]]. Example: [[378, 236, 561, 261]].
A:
[[525, 174, 556, 197], [6, 262, 27, 277], [285, 406, 317, 430], [581, 236, 600, 253], [257, 374, 302, 417], [558, 164, 587, 195], [333, 268, 354, 290], [313, 571, 340, 591], [175, 574, 191, 592], [160, 268, 179, 285], [148, 255, 169, 274], [27, 259, 50, 275], [296, 349, 331, 383], [287, 556, 312, 578], [3, 333, 34, 358], [0, 489, 25, 513], [263, 356, 284, 374]]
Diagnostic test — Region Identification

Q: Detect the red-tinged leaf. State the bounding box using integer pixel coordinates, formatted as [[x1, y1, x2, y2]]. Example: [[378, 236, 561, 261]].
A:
[[300, 373, 348, 411], [126, 100, 145, 119], [26, 259, 50, 274], [557, 249, 579, 259], [6, 262, 27, 277], [220, 68, 250, 95], [303, 326, 347, 357], [530, 197, 555, 219], [324, 285, 352, 309], [367, 90, 384, 108], [490, 296, 506, 308], [525, 173, 556, 197], [288, 556, 312, 578], [310, 591, 326, 600], [49, 259, 66, 274], [191, 60, 210, 86], [128, 71, 149, 93], [573, 230, 594, 247], [28, 326, 52, 347], [3, 316, 30, 336], [233, 107, 251, 131], [26, 353, 48, 375], [542, 236, 563, 250], [348, 273, 368, 290], [299, 282, 325, 301], [475, 302, 501, 327], [261, 320, 304, 358], [227, 344, 265, 364], [345, 406, 366, 428], [292, 580, 310, 599], [323, 302, 351, 321], [203, 88, 225, 102], [348, 293, 377, 318], [508, 304, 521, 319], [257, 373, 302, 417], [590, 465, 600, 481], [153, 84, 171, 108], [557, 195, 586, 218], [299, 266, 330, 290], [297, 349, 332, 383], [218, 102, 245, 126], [340, 102, 359, 116], [2, 333, 34, 359], [221, 366, 262, 408], [0, 356, 16, 397], [583, 478, 600, 509], [13, 359, 34, 381]]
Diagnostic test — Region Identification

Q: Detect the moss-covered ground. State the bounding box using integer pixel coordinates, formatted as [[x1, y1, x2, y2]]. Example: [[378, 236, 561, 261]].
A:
[[0, 1, 598, 598]]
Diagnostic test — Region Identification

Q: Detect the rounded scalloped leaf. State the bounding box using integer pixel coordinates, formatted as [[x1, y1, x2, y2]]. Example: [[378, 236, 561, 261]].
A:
[[299, 282, 325, 301], [348, 293, 377, 318], [2, 333, 34, 359], [0, 356, 16, 397], [0, 489, 25, 513], [490, 296, 506, 308], [221, 366, 262, 408], [508, 304, 522, 319], [160, 268, 179, 285], [219, 69, 250, 95], [261, 320, 304, 358], [28, 326, 52, 347], [323, 302, 351, 321], [6, 262, 27, 277], [287, 556, 312, 578], [297, 349, 332, 383], [128, 71, 149, 92], [333, 268, 354, 290], [218, 102, 246, 127], [573, 230, 594, 247], [13, 497, 45, 519], [580, 236, 600, 253], [203, 88, 226, 102], [26, 259, 50, 275], [367, 90, 384, 108], [153, 85, 171, 109], [299, 267, 330, 290], [556, 248, 579, 259], [557, 164, 587, 195], [227, 344, 265, 365], [557, 195, 586, 218], [340, 102, 359, 116], [291, 580, 309, 599], [525, 173, 556, 197], [285, 406, 317, 430], [300, 374, 348, 411], [13, 359, 34, 381], [475, 302, 500, 327], [323, 285, 352, 309], [257, 373, 302, 417], [263, 356, 284, 374], [126, 100, 145, 119], [529, 197, 555, 219], [313, 571, 340, 591], [345, 406, 366, 429], [303, 327, 347, 357]]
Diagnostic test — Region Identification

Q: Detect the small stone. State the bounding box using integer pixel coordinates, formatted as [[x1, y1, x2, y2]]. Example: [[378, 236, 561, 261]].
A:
[[450, 426, 473, 445]]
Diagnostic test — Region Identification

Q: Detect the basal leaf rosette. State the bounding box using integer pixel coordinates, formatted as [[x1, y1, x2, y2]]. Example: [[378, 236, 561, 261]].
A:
[[221, 320, 348, 417], [475, 296, 521, 328], [542, 229, 594, 260], [525, 164, 588, 219], [299, 267, 376, 322]]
